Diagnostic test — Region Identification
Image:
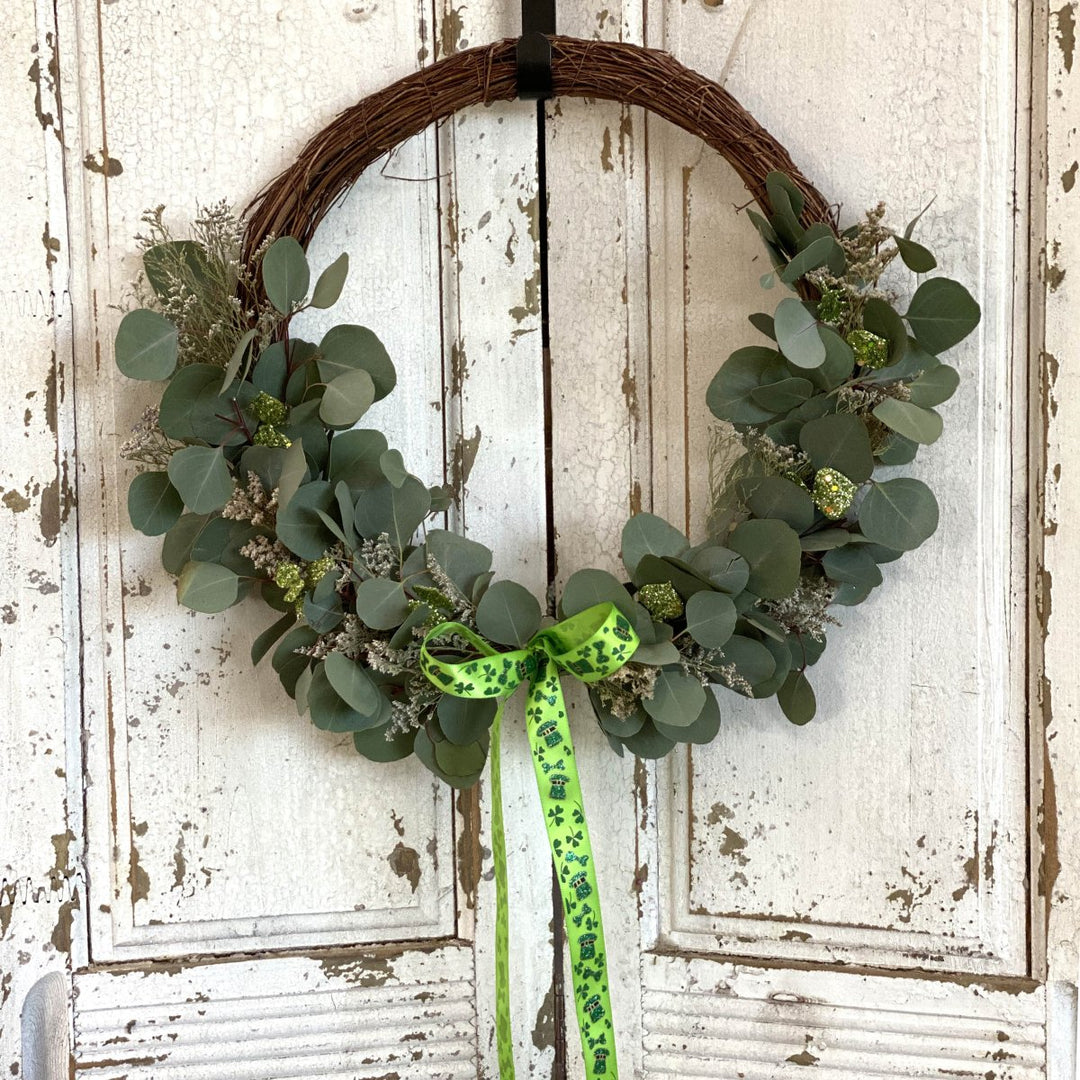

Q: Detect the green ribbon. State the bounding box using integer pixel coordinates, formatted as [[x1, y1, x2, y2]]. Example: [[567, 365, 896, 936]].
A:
[[420, 602, 639, 1079]]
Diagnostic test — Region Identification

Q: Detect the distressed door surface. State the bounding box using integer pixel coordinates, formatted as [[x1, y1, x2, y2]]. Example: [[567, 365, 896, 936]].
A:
[[3, 0, 1078, 1078]]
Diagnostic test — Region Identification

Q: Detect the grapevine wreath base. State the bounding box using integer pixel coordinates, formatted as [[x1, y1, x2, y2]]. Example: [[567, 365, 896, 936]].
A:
[[114, 36, 980, 1080]]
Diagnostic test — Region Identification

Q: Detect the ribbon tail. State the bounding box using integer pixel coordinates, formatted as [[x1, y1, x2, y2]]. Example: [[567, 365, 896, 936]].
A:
[[526, 656, 619, 1079], [490, 704, 517, 1080]]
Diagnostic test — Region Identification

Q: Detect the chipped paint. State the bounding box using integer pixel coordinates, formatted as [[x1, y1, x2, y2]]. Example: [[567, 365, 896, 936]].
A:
[[1055, 2, 1076, 72], [600, 127, 614, 172], [318, 952, 394, 987], [455, 786, 481, 912], [531, 981, 556, 1050], [387, 842, 421, 893], [439, 6, 466, 58], [509, 267, 541, 323], [451, 425, 481, 493], [83, 150, 124, 177], [1063, 160, 1078, 191]]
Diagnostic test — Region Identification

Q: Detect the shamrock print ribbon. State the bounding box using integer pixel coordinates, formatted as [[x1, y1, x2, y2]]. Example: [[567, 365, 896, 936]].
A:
[[420, 602, 639, 1079]]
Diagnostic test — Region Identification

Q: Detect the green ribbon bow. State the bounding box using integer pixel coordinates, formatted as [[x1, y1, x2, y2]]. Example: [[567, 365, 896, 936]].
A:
[[421, 602, 639, 1080]]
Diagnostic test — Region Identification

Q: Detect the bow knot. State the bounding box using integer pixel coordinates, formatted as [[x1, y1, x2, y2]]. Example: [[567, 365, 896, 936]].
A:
[[420, 603, 637, 1080]]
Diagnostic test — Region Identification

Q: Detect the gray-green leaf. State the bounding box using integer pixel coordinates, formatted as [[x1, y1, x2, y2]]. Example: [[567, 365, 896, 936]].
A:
[[906, 277, 981, 353], [858, 477, 939, 551], [115, 309, 178, 381], [263, 237, 310, 315], [310, 252, 349, 309], [475, 579, 541, 647], [684, 591, 737, 649], [774, 298, 825, 369], [176, 561, 240, 613], [167, 446, 235, 514], [127, 471, 183, 536], [872, 398, 943, 445], [354, 577, 411, 630]]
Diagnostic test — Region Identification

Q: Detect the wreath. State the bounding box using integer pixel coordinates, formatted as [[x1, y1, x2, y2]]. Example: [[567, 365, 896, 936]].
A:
[[112, 37, 980, 1080]]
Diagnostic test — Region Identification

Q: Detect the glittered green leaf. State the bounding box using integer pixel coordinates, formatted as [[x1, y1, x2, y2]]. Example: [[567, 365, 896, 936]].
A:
[[262, 236, 310, 314], [685, 591, 737, 649], [354, 578, 411, 630], [862, 298, 908, 366], [167, 446, 235, 514], [778, 670, 816, 725], [905, 277, 981, 353], [858, 477, 939, 552], [115, 309, 178, 381], [475, 579, 541, 647], [310, 252, 349, 309], [621, 513, 689, 577], [799, 413, 875, 483], [728, 518, 802, 600], [127, 471, 183, 536], [176, 561, 240, 614], [318, 324, 397, 401], [774, 298, 825, 369], [872, 398, 943, 445]]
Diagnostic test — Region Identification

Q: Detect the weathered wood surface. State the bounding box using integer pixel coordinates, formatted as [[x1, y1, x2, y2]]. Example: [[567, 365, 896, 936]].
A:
[[1, 0, 1077, 1076]]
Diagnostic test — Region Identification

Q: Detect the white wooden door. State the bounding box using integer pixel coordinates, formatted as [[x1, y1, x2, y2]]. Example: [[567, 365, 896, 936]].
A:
[[3, 1, 1079, 1078]]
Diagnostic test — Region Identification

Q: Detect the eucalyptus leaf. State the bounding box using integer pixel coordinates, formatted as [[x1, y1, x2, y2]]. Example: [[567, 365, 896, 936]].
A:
[[251, 611, 297, 666], [158, 363, 257, 445], [308, 663, 382, 733], [127, 471, 183, 536], [744, 475, 815, 532], [799, 413, 875, 483], [561, 568, 636, 621], [252, 341, 287, 398], [728, 518, 802, 600], [376, 448, 408, 488], [324, 651, 382, 716], [220, 328, 257, 392], [858, 477, 939, 551], [319, 368, 376, 429], [905, 277, 981, 353], [706, 347, 788, 424], [589, 691, 647, 739], [353, 719, 416, 762], [716, 635, 776, 691], [263, 236, 310, 314], [310, 252, 349, 309], [894, 235, 937, 272], [774, 297, 825, 369], [414, 727, 487, 787], [799, 528, 851, 552], [303, 572, 344, 633], [354, 476, 431, 551], [276, 480, 336, 559], [780, 235, 843, 284], [907, 364, 960, 407], [620, 513, 689, 577], [115, 308, 178, 381], [437, 696, 498, 746], [876, 432, 919, 466], [808, 326, 855, 392], [176, 561, 240, 614], [684, 591, 737, 649], [275, 437, 309, 518], [778, 670, 816, 725], [619, 720, 676, 760], [328, 428, 389, 494], [642, 668, 706, 728], [822, 545, 883, 589], [142, 240, 209, 298], [653, 690, 721, 745], [872, 398, 943, 445], [632, 555, 711, 601], [354, 577, 411, 630], [631, 640, 681, 666], [750, 377, 814, 413], [424, 530, 494, 597], [318, 324, 396, 401], [167, 445, 235, 514], [686, 546, 750, 595], [271, 626, 319, 697], [161, 513, 209, 575], [749, 634, 793, 697], [475, 579, 541, 647]]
